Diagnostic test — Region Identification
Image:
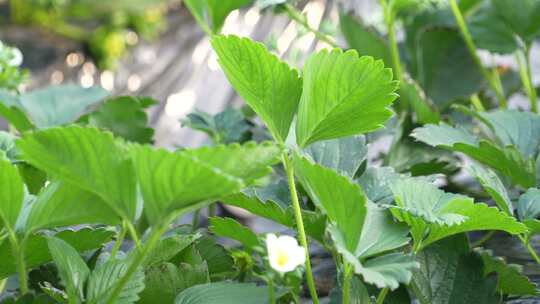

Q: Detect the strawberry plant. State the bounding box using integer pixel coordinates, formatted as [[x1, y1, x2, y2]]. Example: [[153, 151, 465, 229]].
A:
[[0, 0, 540, 303]]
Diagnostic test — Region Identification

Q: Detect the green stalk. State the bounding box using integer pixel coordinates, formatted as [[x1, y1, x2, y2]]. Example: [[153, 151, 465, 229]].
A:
[[471, 230, 495, 248], [7, 230, 28, 294], [519, 235, 540, 266], [449, 0, 507, 108], [191, 209, 201, 231], [111, 220, 128, 258], [342, 262, 353, 304], [283, 4, 338, 48], [268, 279, 276, 304], [376, 287, 389, 304], [516, 46, 538, 113], [282, 153, 319, 304], [125, 221, 142, 250], [470, 94, 485, 111]]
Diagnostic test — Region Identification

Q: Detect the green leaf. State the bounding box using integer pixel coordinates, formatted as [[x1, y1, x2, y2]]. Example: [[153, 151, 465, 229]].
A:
[[139, 262, 208, 304], [302, 135, 367, 178], [476, 248, 538, 296], [130, 145, 244, 224], [193, 236, 235, 280], [468, 164, 513, 215], [0, 131, 19, 161], [0, 154, 24, 230], [468, 0, 519, 54], [211, 35, 302, 142], [17, 126, 138, 220], [390, 178, 527, 248], [293, 154, 367, 252], [491, 0, 540, 42], [181, 107, 251, 144], [180, 141, 281, 184], [412, 123, 536, 187], [356, 167, 401, 205], [339, 13, 392, 67], [209, 217, 259, 250], [0, 84, 108, 129], [47, 237, 90, 301], [0, 90, 34, 132], [175, 282, 270, 304], [296, 49, 398, 147], [413, 28, 483, 109], [517, 187, 540, 220], [184, 0, 252, 34], [352, 252, 418, 291], [144, 234, 202, 267], [25, 181, 119, 232], [0, 227, 114, 279], [477, 110, 540, 159], [87, 96, 155, 144], [412, 235, 499, 304], [86, 257, 145, 304]]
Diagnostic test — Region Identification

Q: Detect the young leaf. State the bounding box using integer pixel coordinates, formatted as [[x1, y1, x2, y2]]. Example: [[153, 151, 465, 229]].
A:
[[0, 154, 24, 230], [17, 126, 138, 220], [130, 145, 243, 224], [302, 135, 367, 178], [25, 181, 119, 232], [0, 131, 18, 161], [0, 227, 113, 279], [47, 237, 90, 301], [209, 217, 259, 250], [476, 248, 538, 296], [412, 236, 499, 304], [86, 96, 155, 144], [211, 35, 302, 142], [174, 282, 270, 304], [86, 257, 145, 304], [296, 49, 398, 147], [390, 178, 527, 248], [412, 123, 536, 187], [468, 164, 513, 215]]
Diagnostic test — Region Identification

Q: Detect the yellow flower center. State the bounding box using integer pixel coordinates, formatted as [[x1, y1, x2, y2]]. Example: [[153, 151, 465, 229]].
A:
[[276, 250, 289, 267]]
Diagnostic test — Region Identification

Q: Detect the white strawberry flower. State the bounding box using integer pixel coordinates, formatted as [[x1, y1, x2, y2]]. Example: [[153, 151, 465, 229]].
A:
[[266, 233, 306, 273]]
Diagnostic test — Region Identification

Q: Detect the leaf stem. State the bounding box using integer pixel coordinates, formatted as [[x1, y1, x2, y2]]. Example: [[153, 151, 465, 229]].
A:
[[470, 94, 485, 112], [268, 279, 276, 304], [283, 4, 338, 48], [449, 0, 507, 108], [342, 262, 353, 304], [516, 46, 538, 113], [471, 230, 495, 248], [7, 230, 28, 294], [111, 220, 128, 258], [376, 287, 389, 304], [282, 152, 319, 304], [519, 235, 540, 266], [125, 221, 142, 250]]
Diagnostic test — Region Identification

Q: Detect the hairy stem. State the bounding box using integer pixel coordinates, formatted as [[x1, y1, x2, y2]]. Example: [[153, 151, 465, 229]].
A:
[[342, 262, 353, 304], [282, 153, 320, 304], [449, 0, 507, 107], [376, 287, 389, 304], [284, 4, 338, 48], [516, 46, 538, 113], [8, 230, 28, 294], [111, 220, 128, 258], [519, 235, 540, 266]]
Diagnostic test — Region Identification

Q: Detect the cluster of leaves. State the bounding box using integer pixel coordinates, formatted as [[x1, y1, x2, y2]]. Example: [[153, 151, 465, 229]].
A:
[[6, 0, 173, 69], [0, 0, 540, 303]]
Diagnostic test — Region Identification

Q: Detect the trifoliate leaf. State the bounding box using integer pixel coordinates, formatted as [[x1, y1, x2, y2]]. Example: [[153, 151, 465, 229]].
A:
[[296, 49, 398, 147], [212, 35, 302, 142], [181, 107, 251, 144], [17, 126, 138, 220]]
